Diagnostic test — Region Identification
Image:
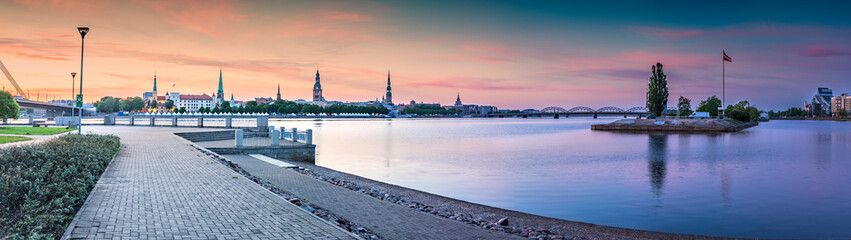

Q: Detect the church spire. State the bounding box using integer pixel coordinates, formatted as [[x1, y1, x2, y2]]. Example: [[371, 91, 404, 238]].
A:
[[217, 67, 223, 94], [153, 71, 157, 91], [384, 69, 393, 105], [276, 83, 281, 100]]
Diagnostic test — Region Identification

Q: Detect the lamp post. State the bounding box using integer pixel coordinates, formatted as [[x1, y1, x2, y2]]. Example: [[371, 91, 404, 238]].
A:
[[71, 72, 76, 120], [77, 27, 89, 134]]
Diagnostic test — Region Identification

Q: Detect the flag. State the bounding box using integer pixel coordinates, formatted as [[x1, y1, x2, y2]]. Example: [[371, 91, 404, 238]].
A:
[[723, 51, 732, 62]]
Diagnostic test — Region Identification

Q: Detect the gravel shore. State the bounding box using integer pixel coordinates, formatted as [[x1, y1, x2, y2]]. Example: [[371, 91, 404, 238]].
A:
[[282, 160, 748, 240]]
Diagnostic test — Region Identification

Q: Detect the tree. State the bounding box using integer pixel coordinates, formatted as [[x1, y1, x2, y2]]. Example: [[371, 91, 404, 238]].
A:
[[696, 96, 722, 117], [677, 96, 692, 116], [118, 98, 130, 112], [0, 91, 20, 123], [95, 96, 120, 113], [164, 99, 174, 110], [150, 100, 158, 112], [646, 62, 668, 117], [130, 97, 145, 112], [179, 107, 186, 113], [839, 109, 848, 119]]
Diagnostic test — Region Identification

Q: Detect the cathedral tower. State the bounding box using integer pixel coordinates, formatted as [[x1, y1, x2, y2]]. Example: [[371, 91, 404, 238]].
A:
[[384, 70, 393, 105], [313, 69, 324, 101]]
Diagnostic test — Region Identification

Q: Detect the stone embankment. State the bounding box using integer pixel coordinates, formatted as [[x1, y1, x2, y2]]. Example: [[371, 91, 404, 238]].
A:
[[248, 157, 739, 240], [592, 119, 758, 132]]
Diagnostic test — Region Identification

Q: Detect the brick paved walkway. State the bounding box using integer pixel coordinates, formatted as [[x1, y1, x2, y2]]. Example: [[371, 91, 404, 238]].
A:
[[223, 154, 523, 240], [64, 126, 356, 239]]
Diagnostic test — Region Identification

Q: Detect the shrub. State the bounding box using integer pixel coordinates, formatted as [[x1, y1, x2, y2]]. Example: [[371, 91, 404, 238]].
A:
[[0, 134, 120, 239], [730, 109, 751, 122]]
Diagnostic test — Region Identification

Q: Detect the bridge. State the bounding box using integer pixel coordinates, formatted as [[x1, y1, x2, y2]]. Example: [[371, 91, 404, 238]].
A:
[[15, 99, 88, 117], [486, 106, 666, 118]]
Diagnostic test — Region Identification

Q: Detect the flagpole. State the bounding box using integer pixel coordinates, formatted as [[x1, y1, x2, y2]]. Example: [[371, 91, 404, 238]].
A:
[[722, 51, 725, 118]]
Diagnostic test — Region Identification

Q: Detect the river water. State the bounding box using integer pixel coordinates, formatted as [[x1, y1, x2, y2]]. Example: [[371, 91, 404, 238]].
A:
[[270, 118, 850, 239]]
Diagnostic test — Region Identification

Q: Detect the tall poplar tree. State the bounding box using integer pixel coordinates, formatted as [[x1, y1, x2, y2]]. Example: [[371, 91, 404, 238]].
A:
[[646, 62, 668, 117]]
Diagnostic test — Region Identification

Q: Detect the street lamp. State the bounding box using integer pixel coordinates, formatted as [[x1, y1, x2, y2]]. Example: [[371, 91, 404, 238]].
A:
[[71, 72, 76, 122], [77, 27, 88, 134]]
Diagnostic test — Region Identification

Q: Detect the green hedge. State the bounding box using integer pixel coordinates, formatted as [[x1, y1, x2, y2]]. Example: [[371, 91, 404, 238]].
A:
[[0, 134, 120, 239]]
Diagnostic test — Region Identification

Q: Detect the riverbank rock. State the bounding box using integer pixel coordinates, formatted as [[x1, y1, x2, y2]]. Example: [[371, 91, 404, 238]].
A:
[[498, 217, 509, 226]]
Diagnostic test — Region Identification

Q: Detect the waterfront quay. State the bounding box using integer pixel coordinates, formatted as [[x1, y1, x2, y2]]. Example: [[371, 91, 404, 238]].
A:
[[63, 126, 355, 239], [60, 126, 521, 239]]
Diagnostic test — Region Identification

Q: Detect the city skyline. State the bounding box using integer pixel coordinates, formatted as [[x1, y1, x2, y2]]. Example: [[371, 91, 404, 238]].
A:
[[1, 1, 850, 110]]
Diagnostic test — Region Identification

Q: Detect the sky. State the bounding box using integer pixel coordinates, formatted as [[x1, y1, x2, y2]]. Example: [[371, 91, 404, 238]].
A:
[[0, 0, 850, 110]]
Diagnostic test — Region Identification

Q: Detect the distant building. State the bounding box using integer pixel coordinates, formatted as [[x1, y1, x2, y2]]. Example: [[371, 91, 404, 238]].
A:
[[179, 94, 214, 112], [832, 93, 851, 117], [142, 92, 153, 101], [313, 69, 324, 102], [810, 87, 833, 116], [444, 93, 476, 115], [255, 97, 274, 105], [476, 105, 498, 115], [383, 71, 393, 105], [276, 84, 281, 101]]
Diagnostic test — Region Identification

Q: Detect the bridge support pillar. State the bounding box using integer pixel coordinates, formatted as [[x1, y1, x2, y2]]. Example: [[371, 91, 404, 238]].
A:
[[271, 130, 280, 146], [104, 114, 115, 125], [235, 129, 243, 147], [522, 115, 527, 118], [257, 116, 269, 131], [593, 114, 598, 119], [553, 114, 559, 119]]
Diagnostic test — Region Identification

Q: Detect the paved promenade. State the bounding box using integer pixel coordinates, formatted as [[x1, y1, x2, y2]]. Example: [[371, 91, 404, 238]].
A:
[[223, 154, 522, 240], [65, 126, 356, 239], [0, 132, 67, 148]]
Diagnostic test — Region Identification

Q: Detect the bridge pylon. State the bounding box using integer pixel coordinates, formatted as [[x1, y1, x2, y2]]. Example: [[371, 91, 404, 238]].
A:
[[0, 59, 28, 99]]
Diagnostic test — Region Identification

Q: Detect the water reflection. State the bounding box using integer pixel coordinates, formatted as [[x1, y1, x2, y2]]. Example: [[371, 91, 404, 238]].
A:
[[270, 119, 851, 239], [647, 134, 668, 196]]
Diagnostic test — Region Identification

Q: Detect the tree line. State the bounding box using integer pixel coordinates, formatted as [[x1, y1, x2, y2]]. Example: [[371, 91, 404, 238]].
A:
[[198, 100, 389, 115], [401, 105, 458, 115]]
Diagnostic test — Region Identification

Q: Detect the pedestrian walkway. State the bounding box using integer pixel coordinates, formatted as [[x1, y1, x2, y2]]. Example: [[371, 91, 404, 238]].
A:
[[222, 154, 522, 240], [64, 126, 356, 239], [0, 132, 65, 148]]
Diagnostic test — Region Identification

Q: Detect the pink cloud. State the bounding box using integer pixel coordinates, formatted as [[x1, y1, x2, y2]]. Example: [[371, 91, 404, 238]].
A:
[[403, 76, 569, 92], [802, 45, 851, 57], [274, 9, 387, 43], [319, 10, 376, 22], [630, 23, 850, 40], [136, 0, 249, 38], [12, 51, 70, 61], [629, 27, 705, 39]]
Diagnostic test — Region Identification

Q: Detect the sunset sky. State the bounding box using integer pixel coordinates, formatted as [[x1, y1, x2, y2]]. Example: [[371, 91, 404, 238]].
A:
[[1, 0, 850, 110]]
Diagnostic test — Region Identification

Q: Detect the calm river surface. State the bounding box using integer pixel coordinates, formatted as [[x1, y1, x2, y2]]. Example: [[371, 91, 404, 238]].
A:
[[270, 118, 850, 239]]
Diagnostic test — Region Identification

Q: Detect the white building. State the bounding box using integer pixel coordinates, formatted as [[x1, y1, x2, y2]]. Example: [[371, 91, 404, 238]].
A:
[[178, 94, 214, 112]]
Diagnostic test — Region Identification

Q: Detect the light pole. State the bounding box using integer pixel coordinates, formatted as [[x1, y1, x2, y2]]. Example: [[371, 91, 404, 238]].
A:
[[77, 27, 89, 134], [71, 72, 76, 121]]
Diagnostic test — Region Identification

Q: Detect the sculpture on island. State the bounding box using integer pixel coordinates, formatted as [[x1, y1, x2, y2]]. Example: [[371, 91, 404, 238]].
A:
[[646, 62, 668, 117]]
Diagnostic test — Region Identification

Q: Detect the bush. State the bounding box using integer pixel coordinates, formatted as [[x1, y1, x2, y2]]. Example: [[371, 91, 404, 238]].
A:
[[730, 109, 750, 122], [0, 134, 120, 239]]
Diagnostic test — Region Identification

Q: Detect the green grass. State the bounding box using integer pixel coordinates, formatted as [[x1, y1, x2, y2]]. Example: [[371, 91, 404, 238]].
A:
[[0, 126, 76, 135], [0, 135, 31, 144]]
